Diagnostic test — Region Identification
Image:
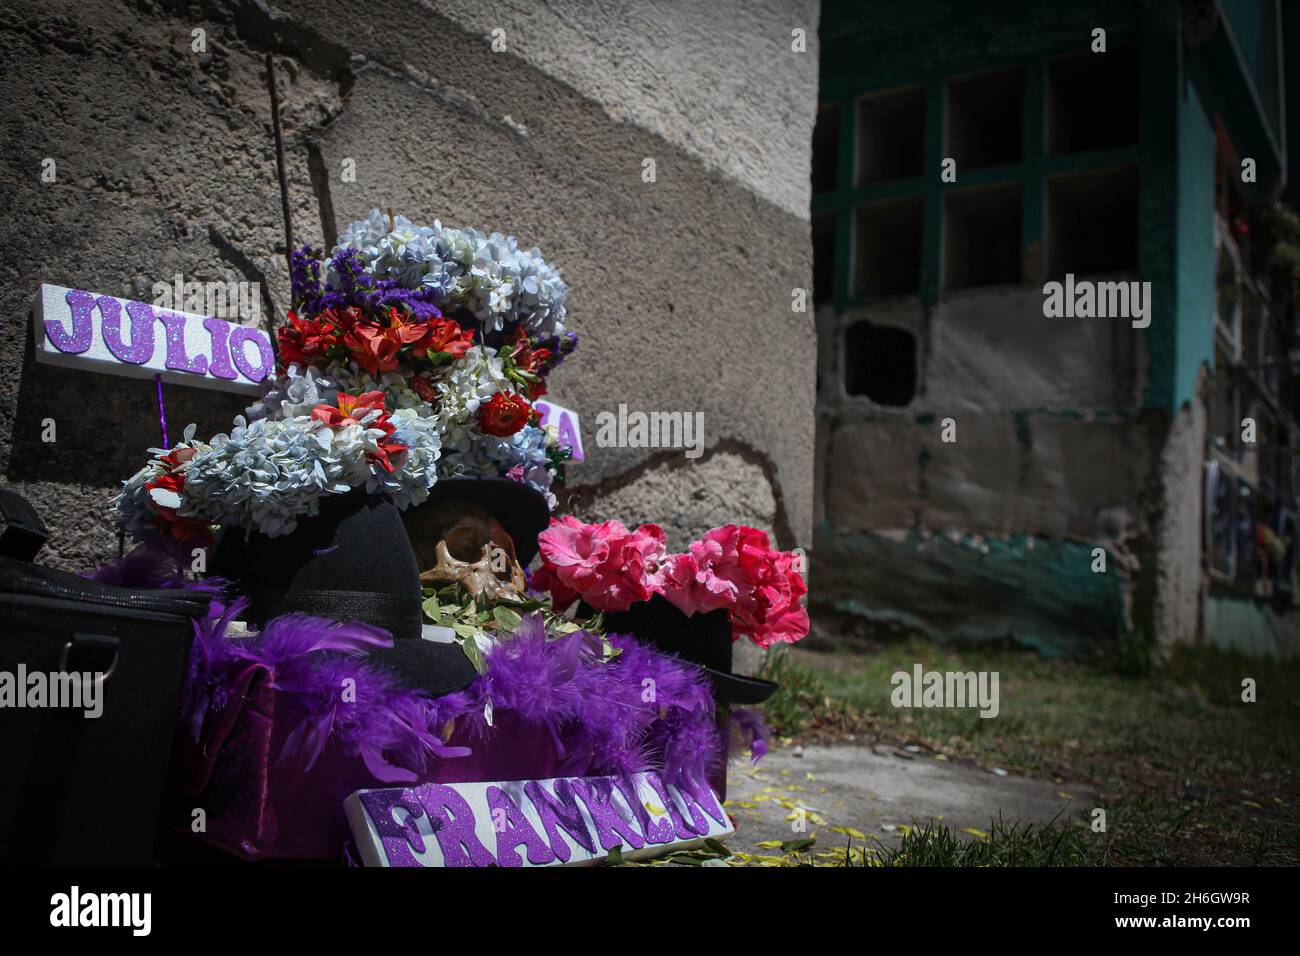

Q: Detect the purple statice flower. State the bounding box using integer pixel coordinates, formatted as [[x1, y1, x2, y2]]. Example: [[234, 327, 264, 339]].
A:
[[290, 245, 325, 310], [535, 330, 579, 374], [360, 279, 446, 323], [294, 246, 453, 329]]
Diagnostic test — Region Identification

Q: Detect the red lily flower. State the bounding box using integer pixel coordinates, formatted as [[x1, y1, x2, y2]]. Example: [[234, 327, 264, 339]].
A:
[[144, 447, 209, 542], [311, 392, 408, 473], [278, 310, 345, 370], [311, 390, 389, 427], [419, 317, 476, 361], [509, 327, 552, 373], [344, 321, 403, 376], [411, 375, 439, 404]]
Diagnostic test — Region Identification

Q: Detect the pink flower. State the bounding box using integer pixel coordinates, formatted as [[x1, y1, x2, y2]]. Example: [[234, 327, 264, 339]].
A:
[[731, 548, 809, 648], [661, 525, 809, 648], [535, 516, 668, 612], [660, 551, 736, 616]]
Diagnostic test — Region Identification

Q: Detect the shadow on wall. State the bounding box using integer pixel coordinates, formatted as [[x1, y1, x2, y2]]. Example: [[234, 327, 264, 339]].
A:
[[7, 320, 247, 489]]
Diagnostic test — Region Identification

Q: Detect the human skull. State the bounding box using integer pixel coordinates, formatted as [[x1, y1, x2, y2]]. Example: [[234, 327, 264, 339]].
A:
[[402, 502, 526, 601]]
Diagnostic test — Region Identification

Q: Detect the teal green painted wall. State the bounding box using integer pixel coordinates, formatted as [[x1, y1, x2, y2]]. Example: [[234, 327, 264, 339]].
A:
[[1174, 84, 1218, 405], [813, 526, 1128, 658]]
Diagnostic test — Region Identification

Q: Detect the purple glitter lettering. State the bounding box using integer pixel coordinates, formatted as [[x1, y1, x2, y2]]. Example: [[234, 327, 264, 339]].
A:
[[523, 779, 596, 862], [47, 289, 95, 353], [102, 299, 156, 364], [203, 318, 238, 380], [158, 312, 209, 376], [416, 783, 496, 867], [485, 786, 556, 867], [229, 326, 273, 383], [571, 778, 646, 852]]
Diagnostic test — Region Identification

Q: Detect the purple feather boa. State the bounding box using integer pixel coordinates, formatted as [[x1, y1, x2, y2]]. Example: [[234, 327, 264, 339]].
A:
[[91, 539, 727, 791], [181, 605, 722, 788]]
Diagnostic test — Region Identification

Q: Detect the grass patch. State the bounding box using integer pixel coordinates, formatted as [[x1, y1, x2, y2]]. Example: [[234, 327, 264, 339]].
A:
[[758, 639, 1300, 865], [755, 644, 867, 738], [873, 813, 1102, 866]]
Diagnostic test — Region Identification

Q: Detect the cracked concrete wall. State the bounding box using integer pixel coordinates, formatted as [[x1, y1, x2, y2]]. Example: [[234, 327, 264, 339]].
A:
[[813, 282, 1164, 654], [0, 0, 818, 570]]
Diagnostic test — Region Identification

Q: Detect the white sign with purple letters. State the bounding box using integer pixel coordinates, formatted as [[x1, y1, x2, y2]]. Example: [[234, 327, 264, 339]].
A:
[[533, 399, 584, 461], [31, 283, 273, 395], [344, 771, 733, 867]]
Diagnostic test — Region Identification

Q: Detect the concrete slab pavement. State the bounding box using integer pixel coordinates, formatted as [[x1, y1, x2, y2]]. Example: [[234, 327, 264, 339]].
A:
[[723, 743, 1093, 857]]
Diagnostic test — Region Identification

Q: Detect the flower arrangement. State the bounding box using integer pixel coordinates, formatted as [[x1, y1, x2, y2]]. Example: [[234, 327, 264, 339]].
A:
[[115, 209, 577, 542], [531, 518, 810, 649]]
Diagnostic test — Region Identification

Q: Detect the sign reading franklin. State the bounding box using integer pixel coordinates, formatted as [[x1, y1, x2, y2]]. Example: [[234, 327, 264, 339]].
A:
[[32, 283, 273, 395], [345, 771, 733, 867]]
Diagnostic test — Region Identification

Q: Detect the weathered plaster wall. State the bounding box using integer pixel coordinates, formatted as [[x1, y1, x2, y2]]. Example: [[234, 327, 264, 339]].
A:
[[813, 283, 1153, 653], [1150, 370, 1208, 648], [809, 1, 1238, 656], [431, 0, 819, 220], [0, 0, 818, 572]]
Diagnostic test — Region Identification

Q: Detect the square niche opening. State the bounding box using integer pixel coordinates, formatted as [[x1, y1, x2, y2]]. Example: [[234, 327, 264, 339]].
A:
[[1046, 166, 1138, 278], [812, 104, 842, 193], [853, 196, 923, 298], [856, 86, 925, 185], [946, 67, 1023, 170], [944, 183, 1022, 290], [812, 210, 836, 303], [843, 321, 918, 406], [1047, 45, 1139, 155]]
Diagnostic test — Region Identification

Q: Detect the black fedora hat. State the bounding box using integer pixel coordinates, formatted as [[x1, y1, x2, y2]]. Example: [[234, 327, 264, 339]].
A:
[[210, 491, 477, 698], [406, 477, 551, 565], [602, 594, 779, 705]]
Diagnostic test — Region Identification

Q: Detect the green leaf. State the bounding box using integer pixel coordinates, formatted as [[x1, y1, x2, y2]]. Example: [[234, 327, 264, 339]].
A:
[[458, 637, 486, 674], [493, 607, 523, 632], [606, 845, 624, 866], [781, 837, 816, 853], [421, 596, 441, 622]]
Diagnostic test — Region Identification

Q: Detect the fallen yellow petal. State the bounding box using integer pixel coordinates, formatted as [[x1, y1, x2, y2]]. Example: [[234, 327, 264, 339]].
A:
[[829, 825, 867, 839]]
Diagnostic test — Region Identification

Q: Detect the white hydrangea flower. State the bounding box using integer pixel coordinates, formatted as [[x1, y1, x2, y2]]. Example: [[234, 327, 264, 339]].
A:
[[368, 408, 443, 509], [182, 416, 350, 537], [439, 423, 556, 507], [429, 345, 508, 434]]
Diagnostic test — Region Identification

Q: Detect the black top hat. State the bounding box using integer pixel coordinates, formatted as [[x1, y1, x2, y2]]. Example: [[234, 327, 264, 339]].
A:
[[406, 477, 551, 565], [210, 491, 477, 697], [602, 594, 778, 705]]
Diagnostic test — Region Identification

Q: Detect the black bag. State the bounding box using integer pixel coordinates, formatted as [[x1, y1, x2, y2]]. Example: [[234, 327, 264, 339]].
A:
[[0, 556, 212, 865]]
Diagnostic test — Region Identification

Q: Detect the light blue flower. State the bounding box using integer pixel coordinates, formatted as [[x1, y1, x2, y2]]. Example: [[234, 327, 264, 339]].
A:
[[332, 209, 568, 336]]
